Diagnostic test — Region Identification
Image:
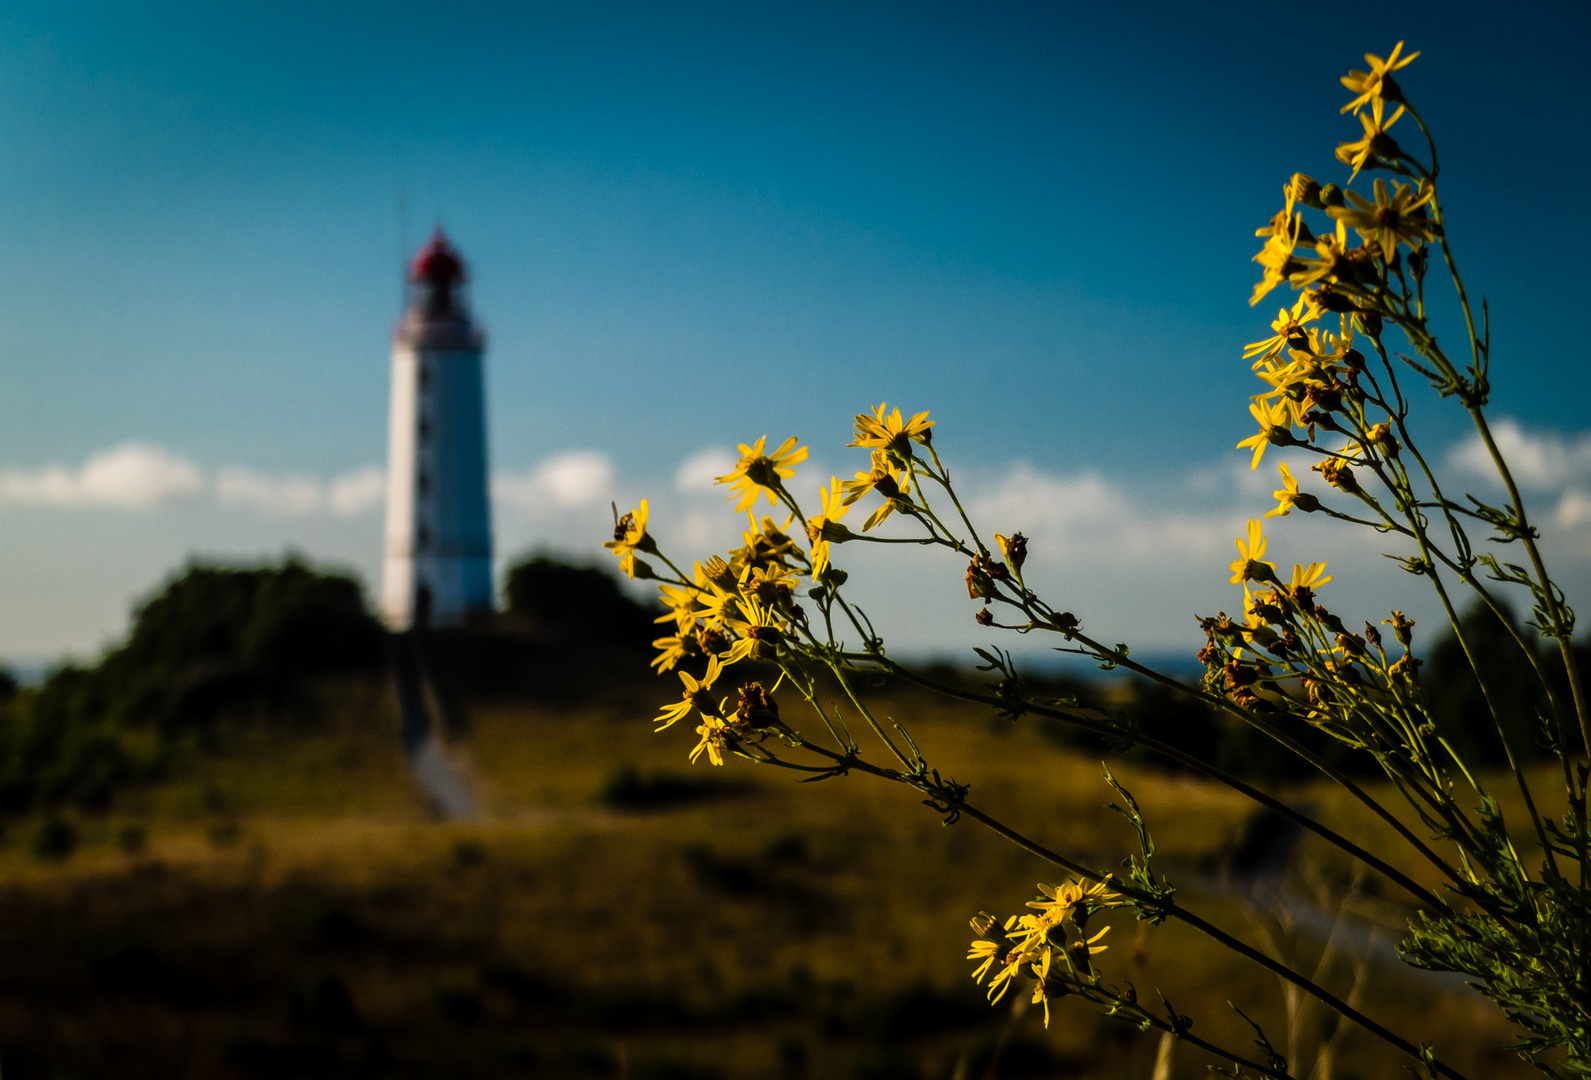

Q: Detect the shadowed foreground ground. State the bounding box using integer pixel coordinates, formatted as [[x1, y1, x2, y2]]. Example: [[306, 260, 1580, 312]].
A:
[[0, 664, 1539, 1079]]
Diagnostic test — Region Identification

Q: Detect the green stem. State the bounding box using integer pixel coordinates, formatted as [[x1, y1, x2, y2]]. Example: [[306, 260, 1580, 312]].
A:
[[1066, 630, 1467, 888], [1469, 407, 1591, 757], [868, 656, 1453, 915], [952, 801, 1473, 1080], [777, 734, 1469, 1080]]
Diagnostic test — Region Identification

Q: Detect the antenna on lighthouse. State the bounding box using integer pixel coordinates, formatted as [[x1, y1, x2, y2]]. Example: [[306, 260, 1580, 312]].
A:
[[395, 188, 411, 300]]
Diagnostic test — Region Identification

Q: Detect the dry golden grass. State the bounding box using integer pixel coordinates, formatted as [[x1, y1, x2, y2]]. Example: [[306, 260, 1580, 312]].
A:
[[0, 666, 1541, 1079]]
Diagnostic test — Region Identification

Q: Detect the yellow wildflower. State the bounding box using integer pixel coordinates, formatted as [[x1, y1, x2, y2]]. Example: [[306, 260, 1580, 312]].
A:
[[731, 514, 802, 572], [605, 499, 658, 579], [840, 452, 915, 531], [690, 714, 731, 766], [966, 938, 1003, 985], [1327, 178, 1436, 262], [1026, 879, 1115, 919], [1229, 519, 1276, 585], [1243, 293, 1321, 365], [654, 656, 724, 731], [805, 476, 855, 578], [1335, 97, 1406, 181], [840, 450, 906, 504], [1237, 396, 1294, 470], [1030, 948, 1055, 1027], [722, 594, 786, 664], [717, 435, 809, 514], [1340, 41, 1419, 114], [655, 578, 703, 634], [1250, 229, 1303, 307], [1291, 561, 1334, 590], [739, 561, 800, 609], [1266, 462, 1304, 517], [691, 578, 740, 629], [850, 402, 934, 457], [979, 936, 1025, 1004], [650, 633, 698, 673], [1288, 217, 1357, 291]]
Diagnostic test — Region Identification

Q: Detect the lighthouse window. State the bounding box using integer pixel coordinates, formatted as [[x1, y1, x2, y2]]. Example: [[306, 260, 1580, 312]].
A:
[[416, 524, 430, 552], [417, 470, 430, 495], [418, 416, 431, 442], [419, 364, 431, 389]]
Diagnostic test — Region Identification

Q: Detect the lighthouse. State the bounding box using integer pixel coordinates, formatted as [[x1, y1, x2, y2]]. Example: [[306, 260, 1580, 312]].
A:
[[381, 229, 494, 629]]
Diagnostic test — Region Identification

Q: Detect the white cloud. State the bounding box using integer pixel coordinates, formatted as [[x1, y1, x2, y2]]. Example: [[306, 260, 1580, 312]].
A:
[[966, 462, 1237, 564], [493, 451, 614, 510], [1448, 417, 1591, 491], [216, 467, 325, 515], [0, 445, 387, 517], [13, 430, 1591, 659], [217, 464, 386, 517], [328, 466, 386, 516], [675, 447, 737, 492], [1557, 491, 1591, 530], [0, 443, 204, 509]]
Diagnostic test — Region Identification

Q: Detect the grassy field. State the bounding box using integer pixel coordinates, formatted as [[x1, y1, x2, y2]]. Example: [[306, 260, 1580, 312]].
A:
[[0, 654, 1543, 1080]]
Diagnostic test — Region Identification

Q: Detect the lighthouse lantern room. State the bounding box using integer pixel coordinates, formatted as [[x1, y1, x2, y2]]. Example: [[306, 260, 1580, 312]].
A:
[[381, 229, 494, 629]]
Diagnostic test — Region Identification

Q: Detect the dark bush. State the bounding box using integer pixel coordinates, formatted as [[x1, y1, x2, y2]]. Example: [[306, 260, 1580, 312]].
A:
[[0, 558, 383, 814], [31, 817, 76, 860], [504, 555, 660, 647], [1422, 601, 1556, 766], [601, 765, 749, 809]]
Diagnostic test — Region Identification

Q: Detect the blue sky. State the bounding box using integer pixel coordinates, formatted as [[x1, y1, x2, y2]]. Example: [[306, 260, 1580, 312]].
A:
[[0, 1, 1588, 663]]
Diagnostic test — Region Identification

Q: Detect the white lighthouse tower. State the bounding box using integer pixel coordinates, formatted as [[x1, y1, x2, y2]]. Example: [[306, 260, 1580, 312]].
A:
[[381, 229, 494, 629]]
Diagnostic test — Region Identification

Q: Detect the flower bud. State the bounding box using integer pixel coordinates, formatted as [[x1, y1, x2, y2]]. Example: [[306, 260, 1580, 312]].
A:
[[820, 519, 856, 543], [1288, 173, 1323, 209], [966, 561, 995, 601], [1302, 410, 1342, 434], [994, 532, 1028, 574], [701, 556, 738, 591], [1317, 183, 1345, 208], [1314, 286, 1357, 313], [737, 682, 781, 727], [1365, 422, 1400, 458], [1312, 458, 1360, 494], [697, 626, 729, 654], [1389, 653, 1423, 681]]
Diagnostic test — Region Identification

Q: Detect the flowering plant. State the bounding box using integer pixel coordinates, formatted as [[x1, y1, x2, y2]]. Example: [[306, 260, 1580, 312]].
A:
[[607, 45, 1589, 1079]]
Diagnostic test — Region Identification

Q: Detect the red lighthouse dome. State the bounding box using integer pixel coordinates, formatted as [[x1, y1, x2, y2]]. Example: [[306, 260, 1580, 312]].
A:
[[410, 228, 466, 289], [396, 228, 483, 350]]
